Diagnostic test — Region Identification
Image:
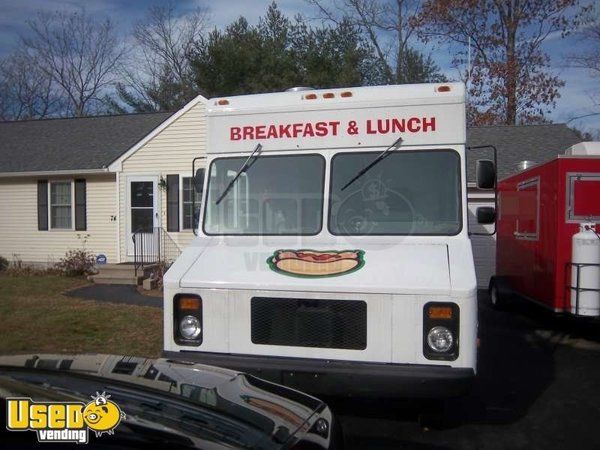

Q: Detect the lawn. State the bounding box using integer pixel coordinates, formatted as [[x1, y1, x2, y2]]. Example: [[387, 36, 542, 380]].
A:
[[0, 275, 162, 357]]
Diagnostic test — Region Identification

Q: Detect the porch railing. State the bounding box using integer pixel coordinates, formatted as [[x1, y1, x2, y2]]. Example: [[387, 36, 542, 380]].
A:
[[132, 227, 182, 277]]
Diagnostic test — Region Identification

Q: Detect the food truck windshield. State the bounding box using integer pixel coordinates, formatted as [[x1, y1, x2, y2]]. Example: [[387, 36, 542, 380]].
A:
[[202, 148, 462, 236]]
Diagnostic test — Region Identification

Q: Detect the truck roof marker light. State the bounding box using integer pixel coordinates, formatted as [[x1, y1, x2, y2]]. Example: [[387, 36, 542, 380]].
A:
[[303, 93, 317, 100], [436, 85, 451, 93], [341, 91, 353, 98], [216, 99, 229, 105], [323, 92, 335, 99]]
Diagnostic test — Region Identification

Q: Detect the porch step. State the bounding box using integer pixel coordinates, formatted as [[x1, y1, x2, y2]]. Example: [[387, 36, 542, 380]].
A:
[[92, 264, 142, 285]]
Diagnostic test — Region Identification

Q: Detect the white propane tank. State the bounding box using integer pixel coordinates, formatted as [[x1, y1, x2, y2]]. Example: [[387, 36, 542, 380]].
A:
[[571, 223, 600, 316]]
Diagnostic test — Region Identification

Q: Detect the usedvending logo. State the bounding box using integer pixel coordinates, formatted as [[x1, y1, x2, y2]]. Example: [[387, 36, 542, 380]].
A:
[[6, 391, 125, 444]]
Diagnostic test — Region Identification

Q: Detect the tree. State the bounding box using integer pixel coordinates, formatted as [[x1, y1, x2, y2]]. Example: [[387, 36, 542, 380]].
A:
[[306, 0, 446, 84], [567, 5, 600, 77], [0, 51, 63, 121], [20, 10, 125, 117], [190, 2, 377, 97], [415, 0, 589, 126], [291, 18, 384, 87], [113, 1, 208, 112], [564, 5, 600, 131]]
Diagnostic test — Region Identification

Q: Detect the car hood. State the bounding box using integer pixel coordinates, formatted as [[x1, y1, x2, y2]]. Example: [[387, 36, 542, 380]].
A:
[[0, 353, 326, 448], [171, 240, 451, 294]]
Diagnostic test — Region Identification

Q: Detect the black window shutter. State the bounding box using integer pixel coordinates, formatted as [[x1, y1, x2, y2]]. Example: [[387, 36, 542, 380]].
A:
[[37, 180, 49, 230], [74, 179, 87, 231], [167, 175, 179, 232]]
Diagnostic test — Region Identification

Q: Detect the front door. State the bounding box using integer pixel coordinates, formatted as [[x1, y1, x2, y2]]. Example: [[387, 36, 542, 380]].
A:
[[127, 176, 159, 258]]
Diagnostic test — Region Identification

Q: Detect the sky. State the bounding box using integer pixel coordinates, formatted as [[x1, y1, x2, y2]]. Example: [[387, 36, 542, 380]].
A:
[[0, 0, 598, 136]]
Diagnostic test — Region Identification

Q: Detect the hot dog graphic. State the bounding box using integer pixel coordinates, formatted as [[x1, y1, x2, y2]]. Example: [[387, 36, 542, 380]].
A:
[[267, 249, 365, 277]]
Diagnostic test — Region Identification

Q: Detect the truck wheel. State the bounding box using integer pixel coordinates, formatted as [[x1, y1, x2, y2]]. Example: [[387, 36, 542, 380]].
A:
[[489, 278, 507, 310]]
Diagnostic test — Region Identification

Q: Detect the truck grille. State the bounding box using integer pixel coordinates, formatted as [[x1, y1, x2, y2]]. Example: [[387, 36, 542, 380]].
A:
[[251, 297, 367, 350]]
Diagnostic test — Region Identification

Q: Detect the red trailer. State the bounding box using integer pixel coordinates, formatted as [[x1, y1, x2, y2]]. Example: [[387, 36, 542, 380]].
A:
[[490, 142, 600, 317]]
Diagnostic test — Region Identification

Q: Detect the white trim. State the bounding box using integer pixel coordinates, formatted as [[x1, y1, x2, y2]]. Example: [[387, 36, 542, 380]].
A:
[[125, 174, 160, 257], [0, 169, 109, 178], [108, 94, 208, 172], [180, 174, 196, 231], [48, 179, 75, 230]]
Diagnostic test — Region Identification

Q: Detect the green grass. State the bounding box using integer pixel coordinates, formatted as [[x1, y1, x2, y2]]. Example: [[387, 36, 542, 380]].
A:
[[0, 275, 162, 357]]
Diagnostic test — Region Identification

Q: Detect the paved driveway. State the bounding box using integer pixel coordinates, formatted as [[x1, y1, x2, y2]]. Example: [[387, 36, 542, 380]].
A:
[[329, 292, 600, 449]]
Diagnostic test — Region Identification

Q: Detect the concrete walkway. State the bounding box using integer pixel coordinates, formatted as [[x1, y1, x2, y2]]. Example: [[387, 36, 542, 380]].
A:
[[65, 284, 162, 308]]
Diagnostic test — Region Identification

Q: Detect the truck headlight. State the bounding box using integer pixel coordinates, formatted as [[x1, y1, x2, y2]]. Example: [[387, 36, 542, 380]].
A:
[[423, 302, 459, 360], [180, 315, 202, 340], [174, 294, 202, 346], [427, 326, 453, 352]]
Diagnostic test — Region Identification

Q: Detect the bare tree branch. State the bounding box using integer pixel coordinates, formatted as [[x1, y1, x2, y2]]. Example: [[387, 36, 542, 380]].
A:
[[306, 0, 444, 84], [117, 1, 209, 112], [20, 9, 125, 117]]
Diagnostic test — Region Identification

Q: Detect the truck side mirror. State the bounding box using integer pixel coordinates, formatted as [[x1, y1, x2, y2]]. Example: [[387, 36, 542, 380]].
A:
[[194, 168, 205, 193], [476, 159, 496, 189], [477, 206, 496, 224]]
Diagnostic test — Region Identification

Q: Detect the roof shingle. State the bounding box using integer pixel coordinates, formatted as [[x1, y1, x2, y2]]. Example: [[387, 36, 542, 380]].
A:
[[466, 123, 582, 181], [0, 112, 172, 174]]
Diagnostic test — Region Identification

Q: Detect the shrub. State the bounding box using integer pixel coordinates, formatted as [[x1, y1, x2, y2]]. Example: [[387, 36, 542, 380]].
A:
[[0, 255, 8, 272], [4, 255, 56, 276], [55, 250, 96, 277]]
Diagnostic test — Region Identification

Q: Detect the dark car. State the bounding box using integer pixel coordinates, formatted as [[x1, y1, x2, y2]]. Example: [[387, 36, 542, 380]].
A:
[[0, 354, 340, 449]]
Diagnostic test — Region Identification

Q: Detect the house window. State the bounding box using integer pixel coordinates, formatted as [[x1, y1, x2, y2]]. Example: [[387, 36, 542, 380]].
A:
[[182, 177, 201, 230], [50, 181, 72, 229]]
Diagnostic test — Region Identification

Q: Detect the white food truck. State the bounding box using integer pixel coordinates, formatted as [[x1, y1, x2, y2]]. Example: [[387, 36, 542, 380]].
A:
[[164, 83, 490, 397]]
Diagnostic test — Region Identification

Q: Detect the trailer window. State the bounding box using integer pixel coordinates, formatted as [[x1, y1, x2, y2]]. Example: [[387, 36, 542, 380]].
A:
[[203, 154, 325, 235], [567, 173, 600, 222], [515, 177, 539, 240], [329, 150, 461, 235]]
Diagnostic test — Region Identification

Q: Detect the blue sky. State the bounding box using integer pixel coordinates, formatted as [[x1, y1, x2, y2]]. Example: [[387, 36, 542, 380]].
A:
[[0, 0, 598, 135]]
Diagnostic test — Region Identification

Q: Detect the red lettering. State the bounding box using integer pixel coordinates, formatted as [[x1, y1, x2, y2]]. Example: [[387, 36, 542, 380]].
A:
[[407, 117, 420, 132], [255, 125, 266, 139], [267, 125, 278, 138], [242, 126, 254, 139], [279, 124, 291, 138], [230, 127, 241, 140], [422, 117, 436, 132], [303, 122, 315, 137], [377, 119, 390, 134], [292, 123, 303, 138], [392, 118, 405, 133], [366, 120, 376, 134], [329, 121, 340, 136], [315, 122, 328, 137]]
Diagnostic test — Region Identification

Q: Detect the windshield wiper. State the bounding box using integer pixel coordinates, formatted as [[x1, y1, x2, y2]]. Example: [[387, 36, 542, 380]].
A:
[[215, 143, 263, 205], [341, 136, 403, 191]]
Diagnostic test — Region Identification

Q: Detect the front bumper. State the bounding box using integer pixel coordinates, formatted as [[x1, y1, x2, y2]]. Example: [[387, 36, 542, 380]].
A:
[[163, 351, 474, 398]]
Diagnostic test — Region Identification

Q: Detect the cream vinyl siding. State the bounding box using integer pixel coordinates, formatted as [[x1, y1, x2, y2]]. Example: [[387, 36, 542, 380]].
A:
[[119, 99, 207, 259], [0, 174, 117, 265]]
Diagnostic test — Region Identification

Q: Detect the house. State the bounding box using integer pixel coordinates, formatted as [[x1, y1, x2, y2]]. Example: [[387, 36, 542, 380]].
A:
[[466, 123, 582, 287], [0, 95, 208, 268], [0, 94, 583, 288]]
